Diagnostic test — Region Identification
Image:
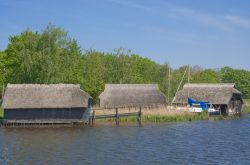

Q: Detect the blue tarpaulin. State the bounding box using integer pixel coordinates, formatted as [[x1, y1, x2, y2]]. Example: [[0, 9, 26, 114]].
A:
[[187, 97, 209, 110]]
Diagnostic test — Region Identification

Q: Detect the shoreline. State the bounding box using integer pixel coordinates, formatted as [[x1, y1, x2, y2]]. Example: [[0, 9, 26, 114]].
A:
[[1, 107, 248, 126]]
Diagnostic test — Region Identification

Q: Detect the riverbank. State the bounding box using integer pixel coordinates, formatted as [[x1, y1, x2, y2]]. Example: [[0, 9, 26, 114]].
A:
[[242, 99, 250, 114], [93, 106, 211, 123], [242, 107, 250, 114], [0, 105, 242, 124]]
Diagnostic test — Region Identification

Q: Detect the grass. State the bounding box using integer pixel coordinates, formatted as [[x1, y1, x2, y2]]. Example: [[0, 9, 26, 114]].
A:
[[242, 107, 250, 114], [242, 99, 250, 114], [92, 107, 209, 123], [0, 108, 3, 120], [244, 99, 250, 107], [96, 112, 209, 123], [142, 111, 209, 122]]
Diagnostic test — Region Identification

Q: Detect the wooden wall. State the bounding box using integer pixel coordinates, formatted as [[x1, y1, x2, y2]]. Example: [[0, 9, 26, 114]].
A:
[[4, 108, 86, 120]]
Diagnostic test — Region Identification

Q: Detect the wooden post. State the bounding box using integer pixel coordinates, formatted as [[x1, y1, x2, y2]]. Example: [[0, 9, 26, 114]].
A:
[[219, 105, 222, 116], [137, 106, 142, 127], [88, 116, 91, 126], [91, 109, 95, 126], [115, 108, 119, 126]]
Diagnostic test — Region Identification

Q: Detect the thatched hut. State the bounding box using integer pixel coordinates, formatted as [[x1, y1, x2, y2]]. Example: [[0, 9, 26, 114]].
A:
[[99, 84, 166, 108], [2, 84, 92, 122], [172, 83, 243, 115]]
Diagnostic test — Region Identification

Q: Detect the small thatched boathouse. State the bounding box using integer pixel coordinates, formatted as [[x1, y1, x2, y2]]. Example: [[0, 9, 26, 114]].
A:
[[172, 83, 243, 115], [2, 84, 92, 122], [99, 84, 166, 108]]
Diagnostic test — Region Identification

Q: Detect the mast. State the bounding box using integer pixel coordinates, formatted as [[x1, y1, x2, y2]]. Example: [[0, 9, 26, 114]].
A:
[[172, 66, 188, 104], [167, 64, 171, 105], [188, 64, 190, 97], [2, 66, 5, 100]]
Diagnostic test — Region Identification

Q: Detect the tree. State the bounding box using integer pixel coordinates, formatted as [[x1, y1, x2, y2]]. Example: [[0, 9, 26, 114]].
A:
[[0, 51, 6, 98], [2, 24, 250, 103], [3, 24, 83, 84], [221, 67, 250, 98], [192, 69, 221, 83]]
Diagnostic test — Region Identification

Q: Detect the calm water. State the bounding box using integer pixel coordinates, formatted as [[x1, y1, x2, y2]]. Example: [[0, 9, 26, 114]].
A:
[[1, 116, 250, 165]]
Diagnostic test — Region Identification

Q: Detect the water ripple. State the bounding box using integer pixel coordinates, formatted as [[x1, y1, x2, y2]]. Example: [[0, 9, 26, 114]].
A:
[[1, 116, 250, 165]]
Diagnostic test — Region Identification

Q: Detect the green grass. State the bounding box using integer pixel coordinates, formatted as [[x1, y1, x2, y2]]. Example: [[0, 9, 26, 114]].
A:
[[244, 99, 250, 107], [242, 107, 250, 114], [0, 108, 3, 120], [242, 99, 250, 114], [95, 111, 209, 123], [142, 111, 209, 122]]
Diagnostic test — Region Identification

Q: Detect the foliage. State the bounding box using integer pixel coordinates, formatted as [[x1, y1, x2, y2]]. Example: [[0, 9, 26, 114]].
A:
[[0, 51, 6, 96], [1, 24, 250, 102], [221, 67, 250, 98], [81, 49, 171, 103], [192, 69, 221, 83], [4, 24, 82, 85]]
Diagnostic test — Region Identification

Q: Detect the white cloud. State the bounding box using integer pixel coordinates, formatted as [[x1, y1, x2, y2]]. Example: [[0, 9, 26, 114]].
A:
[[169, 8, 231, 31], [107, 0, 152, 11], [106, 0, 250, 32], [225, 15, 250, 29]]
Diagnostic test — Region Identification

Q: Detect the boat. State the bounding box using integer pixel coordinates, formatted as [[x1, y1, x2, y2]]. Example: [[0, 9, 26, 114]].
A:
[[188, 97, 220, 115]]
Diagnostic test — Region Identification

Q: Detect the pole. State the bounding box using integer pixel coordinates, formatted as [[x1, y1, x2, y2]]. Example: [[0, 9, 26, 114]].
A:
[[91, 109, 95, 126], [168, 64, 171, 105], [172, 66, 189, 104], [115, 108, 119, 125], [188, 65, 190, 97], [2, 83, 4, 99], [2, 66, 5, 100], [137, 106, 142, 126]]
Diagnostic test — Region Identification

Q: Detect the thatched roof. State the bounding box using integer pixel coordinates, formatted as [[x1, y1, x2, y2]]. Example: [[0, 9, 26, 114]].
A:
[[172, 83, 242, 105], [2, 84, 91, 109], [99, 84, 166, 108]]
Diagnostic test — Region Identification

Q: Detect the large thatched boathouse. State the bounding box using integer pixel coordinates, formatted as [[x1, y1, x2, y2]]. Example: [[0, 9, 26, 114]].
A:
[[2, 84, 92, 123], [99, 84, 166, 108], [172, 83, 243, 115]]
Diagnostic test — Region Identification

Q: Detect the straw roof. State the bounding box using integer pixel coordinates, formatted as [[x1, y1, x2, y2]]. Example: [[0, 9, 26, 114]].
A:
[[172, 83, 242, 105], [2, 84, 91, 109], [99, 84, 166, 108]]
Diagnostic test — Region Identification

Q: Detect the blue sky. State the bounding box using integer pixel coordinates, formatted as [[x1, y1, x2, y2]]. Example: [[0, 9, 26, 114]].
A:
[[1, 0, 250, 70]]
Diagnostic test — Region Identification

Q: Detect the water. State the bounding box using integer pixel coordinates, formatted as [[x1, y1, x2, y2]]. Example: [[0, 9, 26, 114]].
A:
[[1, 116, 250, 165]]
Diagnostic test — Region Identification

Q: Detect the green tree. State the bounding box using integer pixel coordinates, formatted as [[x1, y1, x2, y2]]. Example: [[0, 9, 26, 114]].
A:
[[0, 51, 6, 98], [2, 24, 250, 103], [221, 67, 250, 98], [4, 24, 82, 84], [192, 69, 221, 83]]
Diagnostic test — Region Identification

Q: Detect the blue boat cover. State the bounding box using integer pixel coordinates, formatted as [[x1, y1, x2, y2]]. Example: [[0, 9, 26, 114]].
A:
[[187, 97, 209, 110]]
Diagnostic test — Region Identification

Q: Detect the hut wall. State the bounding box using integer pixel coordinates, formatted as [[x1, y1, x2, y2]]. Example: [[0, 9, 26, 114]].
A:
[[228, 100, 242, 115], [4, 108, 86, 120]]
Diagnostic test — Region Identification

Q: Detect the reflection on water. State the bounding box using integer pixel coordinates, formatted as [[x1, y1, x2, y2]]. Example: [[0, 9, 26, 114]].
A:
[[1, 115, 250, 165]]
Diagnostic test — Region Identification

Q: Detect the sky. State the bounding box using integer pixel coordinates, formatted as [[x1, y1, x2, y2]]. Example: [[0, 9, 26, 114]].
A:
[[1, 0, 250, 70]]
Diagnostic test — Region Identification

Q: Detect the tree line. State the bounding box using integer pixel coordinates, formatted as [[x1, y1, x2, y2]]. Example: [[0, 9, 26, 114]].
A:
[[0, 24, 250, 104]]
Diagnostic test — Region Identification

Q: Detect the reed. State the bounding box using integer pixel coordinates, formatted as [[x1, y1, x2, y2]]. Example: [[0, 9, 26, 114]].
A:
[[142, 112, 209, 122], [242, 99, 250, 114], [243, 99, 250, 107], [242, 107, 250, 114], [92, 106, 209, 122], [0, 108, 3, 120]]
